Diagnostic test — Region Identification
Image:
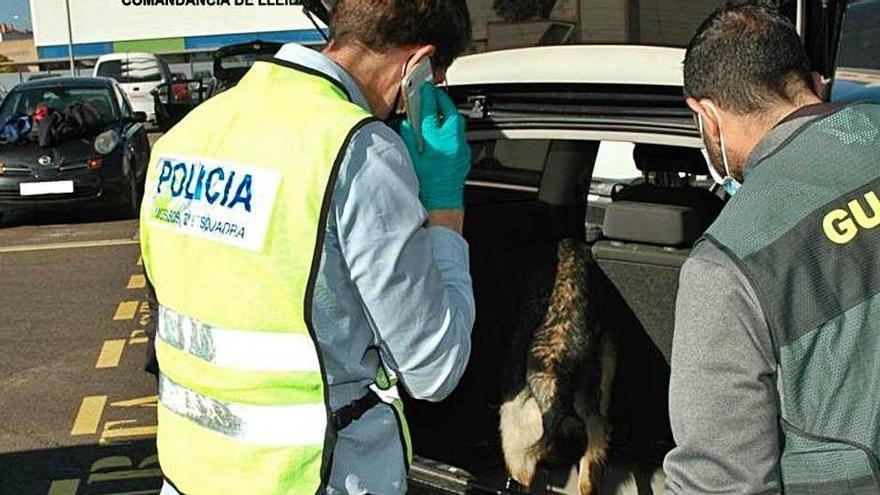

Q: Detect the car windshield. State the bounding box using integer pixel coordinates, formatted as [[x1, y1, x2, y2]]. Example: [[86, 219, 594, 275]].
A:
[[219, 53, 260, 71], [96, 57, 163, 83], [0, 86, 117, 127]]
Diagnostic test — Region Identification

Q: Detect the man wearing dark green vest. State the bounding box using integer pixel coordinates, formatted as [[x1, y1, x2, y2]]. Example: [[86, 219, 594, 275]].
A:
[[664, 4, 880, 494], [143, 1, 475, 494]]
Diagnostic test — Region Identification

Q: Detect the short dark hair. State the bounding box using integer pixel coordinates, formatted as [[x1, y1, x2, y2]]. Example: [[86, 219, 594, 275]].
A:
[[684, 2, 812, 114], [329, 0, 472, 70]]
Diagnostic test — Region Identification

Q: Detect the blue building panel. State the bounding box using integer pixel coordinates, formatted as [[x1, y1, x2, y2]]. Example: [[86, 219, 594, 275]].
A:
[[38, 42, 114, 60], [183, 29, 326, 50]]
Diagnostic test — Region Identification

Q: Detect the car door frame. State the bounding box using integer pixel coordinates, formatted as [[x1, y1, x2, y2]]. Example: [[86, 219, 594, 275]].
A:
[[113, 81, 149, 184]]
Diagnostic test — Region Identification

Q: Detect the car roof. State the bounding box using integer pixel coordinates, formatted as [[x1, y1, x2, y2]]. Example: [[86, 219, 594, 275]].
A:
[[446, 45, 685, 87], [96, 52, 159, 61], [11, 77, 115, 91]]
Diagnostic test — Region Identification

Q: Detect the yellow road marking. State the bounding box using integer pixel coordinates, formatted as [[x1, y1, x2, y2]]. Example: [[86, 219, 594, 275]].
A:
[[71, 396, 107, 435], [113, 301, 139, 320], [100, 420, 158, 443], [137, 255, 143, 266], [111, 395, 158, 408], [86, 454, 162, 483], [88, 468, 163, 483], [0, 238, 139, 254], [95, 340, 126, 369], [127, 274, 146, 289], [129, 329, 149, 345], [46, 479, 80, 495], [91, 456, 133, 470], [89, 468, 162, 482]]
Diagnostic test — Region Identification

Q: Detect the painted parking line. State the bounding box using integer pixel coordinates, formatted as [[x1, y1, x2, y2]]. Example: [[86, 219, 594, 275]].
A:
[[111, 395, 158, 408], [46, 479, 79, 495], [101, 421, 159, 442], [71, 396, 107, 435], [130, 329, 149, 345], [114, 301, 140, 321], [0, 238, 139, 254], [95, 339, 127, 369], [127, 274, 146, 290]]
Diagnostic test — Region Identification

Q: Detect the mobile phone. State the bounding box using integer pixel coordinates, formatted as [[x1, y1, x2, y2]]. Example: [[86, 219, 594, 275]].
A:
[[402, 57, 434, 153]]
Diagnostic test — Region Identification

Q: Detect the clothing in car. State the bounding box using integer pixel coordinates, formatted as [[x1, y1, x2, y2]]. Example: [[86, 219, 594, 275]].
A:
[[664, 102, 880, 493], [156, 42, 475, 495]]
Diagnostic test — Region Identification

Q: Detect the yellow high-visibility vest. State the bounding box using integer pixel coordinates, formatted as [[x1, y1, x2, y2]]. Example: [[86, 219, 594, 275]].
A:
[[140, 60, 377, 494]]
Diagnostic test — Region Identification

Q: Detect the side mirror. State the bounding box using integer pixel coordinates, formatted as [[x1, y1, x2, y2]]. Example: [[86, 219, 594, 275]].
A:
[[131, 111, 148, 123]]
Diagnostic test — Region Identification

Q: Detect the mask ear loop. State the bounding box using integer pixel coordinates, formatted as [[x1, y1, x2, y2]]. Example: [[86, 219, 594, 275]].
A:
[[697, 112, 726, 188], [701, 101, 733, 180]]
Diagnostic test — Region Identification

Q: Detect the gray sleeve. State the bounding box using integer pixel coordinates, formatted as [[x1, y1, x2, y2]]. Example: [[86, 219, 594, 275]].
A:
[[663, 241, 782, 494], [334, 122, 475, 402]]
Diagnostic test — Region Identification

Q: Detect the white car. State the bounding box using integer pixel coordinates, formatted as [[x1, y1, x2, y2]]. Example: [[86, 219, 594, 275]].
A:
[[406, 44, 704, 494], [93, 52, 172, 125], [246, 1, 871, 492]]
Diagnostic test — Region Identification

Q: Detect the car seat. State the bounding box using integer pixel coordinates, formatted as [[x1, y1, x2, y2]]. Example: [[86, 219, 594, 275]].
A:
[[591, 143, 724, 363]]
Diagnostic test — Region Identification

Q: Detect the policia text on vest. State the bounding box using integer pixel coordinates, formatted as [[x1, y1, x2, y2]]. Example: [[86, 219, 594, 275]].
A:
[[150, 159, 262, 242]]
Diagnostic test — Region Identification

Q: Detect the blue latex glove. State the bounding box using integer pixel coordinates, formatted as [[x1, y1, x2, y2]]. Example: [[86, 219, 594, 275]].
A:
[[400, 83, 471, 212]]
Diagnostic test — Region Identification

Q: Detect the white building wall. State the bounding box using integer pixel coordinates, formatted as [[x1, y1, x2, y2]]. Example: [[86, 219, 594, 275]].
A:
[[29, 0, 316, 47]]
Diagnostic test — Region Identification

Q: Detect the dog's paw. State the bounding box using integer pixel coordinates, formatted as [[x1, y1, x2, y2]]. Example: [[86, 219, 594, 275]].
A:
[[500, 390, 543, 488]]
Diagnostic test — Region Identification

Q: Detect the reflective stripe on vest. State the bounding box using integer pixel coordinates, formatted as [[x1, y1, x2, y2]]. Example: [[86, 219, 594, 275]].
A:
[[159, 372, 326, 447], [158, 305, 321, 373]]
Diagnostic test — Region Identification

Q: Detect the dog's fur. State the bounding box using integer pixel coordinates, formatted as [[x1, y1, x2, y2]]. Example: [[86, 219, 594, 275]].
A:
[[500, 239, 616, 494]]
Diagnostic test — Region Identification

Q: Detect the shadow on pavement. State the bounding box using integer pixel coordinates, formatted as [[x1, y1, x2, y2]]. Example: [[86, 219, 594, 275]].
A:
[[0, 440, 162, 495], [0, 206, 136, 230]]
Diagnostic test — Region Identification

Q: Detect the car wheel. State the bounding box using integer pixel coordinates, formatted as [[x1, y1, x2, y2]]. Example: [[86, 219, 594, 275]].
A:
[[123, 170, 142, 218]]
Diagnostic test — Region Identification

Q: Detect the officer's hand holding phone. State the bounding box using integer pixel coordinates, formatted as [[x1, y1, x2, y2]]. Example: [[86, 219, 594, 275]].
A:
[[400, 82, 471, 212]]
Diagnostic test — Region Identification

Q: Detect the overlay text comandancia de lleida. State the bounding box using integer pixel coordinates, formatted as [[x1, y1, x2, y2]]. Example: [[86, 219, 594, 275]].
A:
[[120, 0, 303, 6]]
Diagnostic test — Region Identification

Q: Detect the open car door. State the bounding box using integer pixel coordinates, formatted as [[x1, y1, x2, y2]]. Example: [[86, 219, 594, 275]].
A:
[[151, 40, 286, 132], [212, 40, 285, 95]]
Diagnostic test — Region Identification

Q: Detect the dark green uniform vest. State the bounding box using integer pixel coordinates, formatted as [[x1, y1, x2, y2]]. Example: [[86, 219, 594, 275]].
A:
[[702, 103, 880, 493]]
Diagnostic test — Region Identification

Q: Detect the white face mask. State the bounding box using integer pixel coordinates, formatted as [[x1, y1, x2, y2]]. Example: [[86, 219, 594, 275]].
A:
[[697, 105, 741, 196]]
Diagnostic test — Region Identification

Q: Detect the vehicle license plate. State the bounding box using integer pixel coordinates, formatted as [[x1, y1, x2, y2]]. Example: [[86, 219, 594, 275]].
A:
[[19, 181, 74, 196]]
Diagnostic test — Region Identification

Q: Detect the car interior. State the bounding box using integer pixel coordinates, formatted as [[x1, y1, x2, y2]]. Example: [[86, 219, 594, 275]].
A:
[[402, 138, 725, 494]]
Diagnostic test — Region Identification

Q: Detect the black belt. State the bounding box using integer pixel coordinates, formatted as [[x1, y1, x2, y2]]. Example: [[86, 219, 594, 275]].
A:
[[330, 390, 382, 432]]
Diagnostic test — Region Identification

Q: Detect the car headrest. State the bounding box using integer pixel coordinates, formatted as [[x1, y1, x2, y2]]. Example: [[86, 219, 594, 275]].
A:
[[538, 140, 599, 206], [632, 143, 707, 176], [602, 201, 702, 247]]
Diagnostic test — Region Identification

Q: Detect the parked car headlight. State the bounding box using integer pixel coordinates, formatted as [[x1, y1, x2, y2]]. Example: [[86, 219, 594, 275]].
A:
[[94, 130, 121, 155]]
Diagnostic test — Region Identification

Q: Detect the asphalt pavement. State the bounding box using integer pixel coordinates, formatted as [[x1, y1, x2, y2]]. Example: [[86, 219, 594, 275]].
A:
[[0, 208, 161, 495]]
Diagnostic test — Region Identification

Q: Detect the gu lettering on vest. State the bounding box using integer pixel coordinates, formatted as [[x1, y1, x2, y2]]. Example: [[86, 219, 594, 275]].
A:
[[822, 189, 880, 245], [147, 156, 282, 252]]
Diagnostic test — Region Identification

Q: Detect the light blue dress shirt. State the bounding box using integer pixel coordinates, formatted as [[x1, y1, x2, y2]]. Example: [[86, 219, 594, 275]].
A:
[[161, 43, 475, 495]]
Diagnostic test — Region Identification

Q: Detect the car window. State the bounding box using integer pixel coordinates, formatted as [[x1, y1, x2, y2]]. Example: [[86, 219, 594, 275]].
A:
[[0, 87, 118, 125], [114, 84, 132, 118], [592, 141, 640, 181], [219, 53, 261, 71], [96, 57, 164, 84], [830, 0, 880, 103], [472, 139, 550, 171], [471, 137, 700, 184]]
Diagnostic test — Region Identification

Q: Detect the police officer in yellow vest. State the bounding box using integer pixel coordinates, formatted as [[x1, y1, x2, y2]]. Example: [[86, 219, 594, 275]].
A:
[[140, 2, 475, 494], [665, 5, 880, 494]]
